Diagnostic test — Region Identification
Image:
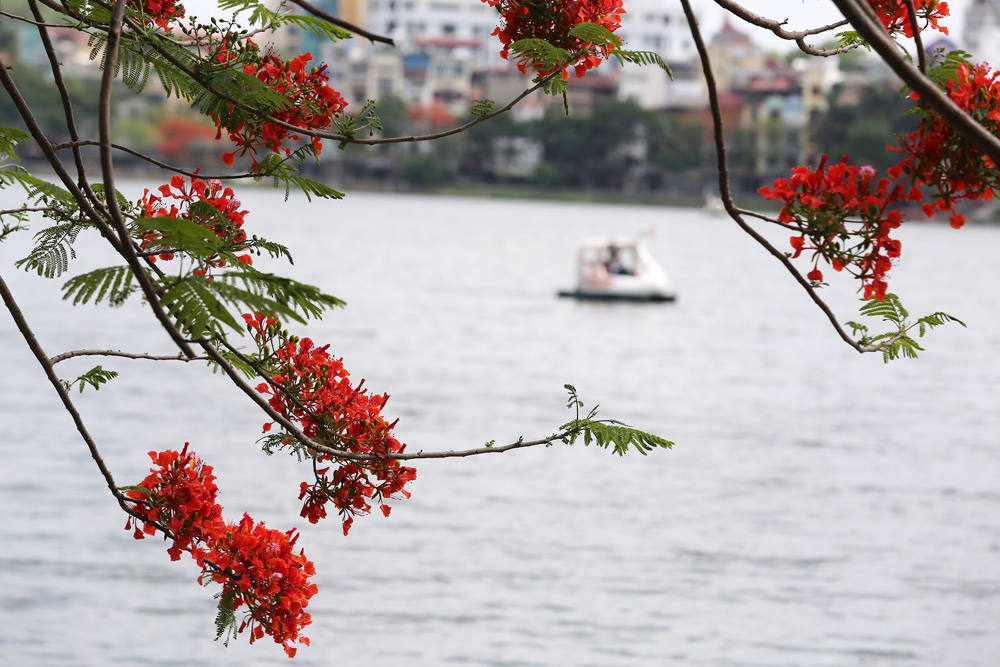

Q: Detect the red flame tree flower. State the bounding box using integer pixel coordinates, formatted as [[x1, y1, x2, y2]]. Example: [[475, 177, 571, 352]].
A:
[[244, 312, 417, 536], [125, 445, 317, 658], [483, 0, 626, 78], [209, 38, 348, 166]]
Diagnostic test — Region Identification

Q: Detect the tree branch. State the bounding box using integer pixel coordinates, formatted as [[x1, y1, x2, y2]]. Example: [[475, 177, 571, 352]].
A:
[[28, 0, 109, 220], [52, 140, 267, 180], [903, 0, 927, 74], [0, 54, 123, 252], [95, 0, 197, 360], [682, 0, 870, 353], [831, 0, 1000, 166], [712, 0, 858, 56], [201, 336, 575, 461], [50, 349, 210, 365], [0, 272, 136, 515], [0, 207, 57, 217], [285, 0, 395, 45]]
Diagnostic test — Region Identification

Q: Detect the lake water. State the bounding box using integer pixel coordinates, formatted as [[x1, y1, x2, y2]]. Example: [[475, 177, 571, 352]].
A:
[[1, 187, 999, 666]]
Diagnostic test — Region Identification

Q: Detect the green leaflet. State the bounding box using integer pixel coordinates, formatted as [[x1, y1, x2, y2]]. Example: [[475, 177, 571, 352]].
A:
[[213, 588, 238, 646], [559, 384, 673, 456], [612, 50, 673, 77], [4, 170, 74, 204], [846, 293, 966, 362], [217, 0, 281, 25], [254, 153, 346, 201], [207, 347, 258, 379], [16, 222, 86, 278], [470, 99, 496, 117], [161, 278, 242, 338], [282, 14, 352, 42], [0, 126, 32, 161], [566, 22, 622, 48], [133, 216, 225, 258], [211, 269, 345, 322], [62, 266, 135, 306], [62, 365, 119, 393]]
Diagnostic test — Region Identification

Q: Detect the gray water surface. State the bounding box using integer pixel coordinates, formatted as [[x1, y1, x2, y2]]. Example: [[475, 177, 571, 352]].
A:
[[1, 189, 998, 666]]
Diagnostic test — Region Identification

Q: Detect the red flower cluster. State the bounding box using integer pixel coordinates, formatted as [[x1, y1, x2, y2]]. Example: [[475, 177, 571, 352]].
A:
[[867, 0, 949, 37], [889, 61, 1000, 229], [483, 0, 625, 78], [212, 41, 347, 165], [758, 156, 918, 301], [129, 0, 185, 30], [126, 445, 317, 657], [244, 312, 417, 536], [138, 175, 252, 274]]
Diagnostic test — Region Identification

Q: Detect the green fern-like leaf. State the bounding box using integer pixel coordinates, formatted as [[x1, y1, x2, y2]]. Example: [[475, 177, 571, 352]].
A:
[[509, 38, 571, 83], [213, 587, 238, 646], [470, 99, 496, 117], [560, 418, 674, 456], [282, 14, 352, 41], [205, 346, 259, 378], [612, 49, 673, 77], [7, 170, 75, 204], [62, 266, 136, 306], [63, 365, 119, 393], [559, 384, 672, 456], [210, 269, 345, 323], [258, 433, 310, 459], [133, 216, 225, 258], [566, 21, 622, 48], [160, 278, 242, 338], [217, 0, 281, 25], [848, 293, 965, 362], [0, 126, 32, 160], [16, 222, 86, 278]]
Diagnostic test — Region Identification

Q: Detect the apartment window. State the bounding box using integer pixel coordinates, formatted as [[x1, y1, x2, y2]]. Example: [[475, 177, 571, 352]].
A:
[[442, 23, 456, 34]]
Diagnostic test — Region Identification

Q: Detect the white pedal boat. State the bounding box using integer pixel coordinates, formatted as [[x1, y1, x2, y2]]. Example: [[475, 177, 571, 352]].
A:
[[557, 237, 676, 302]]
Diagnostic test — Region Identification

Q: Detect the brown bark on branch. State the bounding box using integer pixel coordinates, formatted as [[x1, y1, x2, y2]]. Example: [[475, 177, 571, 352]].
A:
[[831, 0, 1000, 166], [683, 0, 877, 354]]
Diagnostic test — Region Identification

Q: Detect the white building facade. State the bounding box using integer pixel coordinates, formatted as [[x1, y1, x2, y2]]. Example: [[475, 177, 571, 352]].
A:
[[365, 0, 503, 64], [964, 0, 1000, 70], [615, 0, 701, 110]]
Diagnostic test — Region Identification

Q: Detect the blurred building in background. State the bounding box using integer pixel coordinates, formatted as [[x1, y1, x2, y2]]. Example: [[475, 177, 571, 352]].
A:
[[964, 0, 1000, 70]]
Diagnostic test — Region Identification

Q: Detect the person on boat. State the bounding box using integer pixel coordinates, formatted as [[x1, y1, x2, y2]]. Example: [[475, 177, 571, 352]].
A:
[[605, 246, 632, 275]]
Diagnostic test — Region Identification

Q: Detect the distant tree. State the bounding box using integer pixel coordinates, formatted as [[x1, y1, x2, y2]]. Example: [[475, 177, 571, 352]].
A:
[[812, 84, 918, 171]]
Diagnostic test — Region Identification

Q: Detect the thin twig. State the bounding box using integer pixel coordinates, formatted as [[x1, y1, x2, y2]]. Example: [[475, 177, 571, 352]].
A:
[[831, 0, 1000, 166], [712, 0, 857, 56], [0, 9, 67, 27], [682, 0, 870, 353], [0, 207, 56, 217], [902, 0, 927, 74], [735, 207, 808, 231], [0, 273, 136, 515], [52, 140, 265, 180], [201, 337, 574, 461], [0, 55, 123, 252], [96, 0, 197, 359], [49, 349, 210, 364], [28, 0, 109, 220], [286, 0, 395, 45]]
